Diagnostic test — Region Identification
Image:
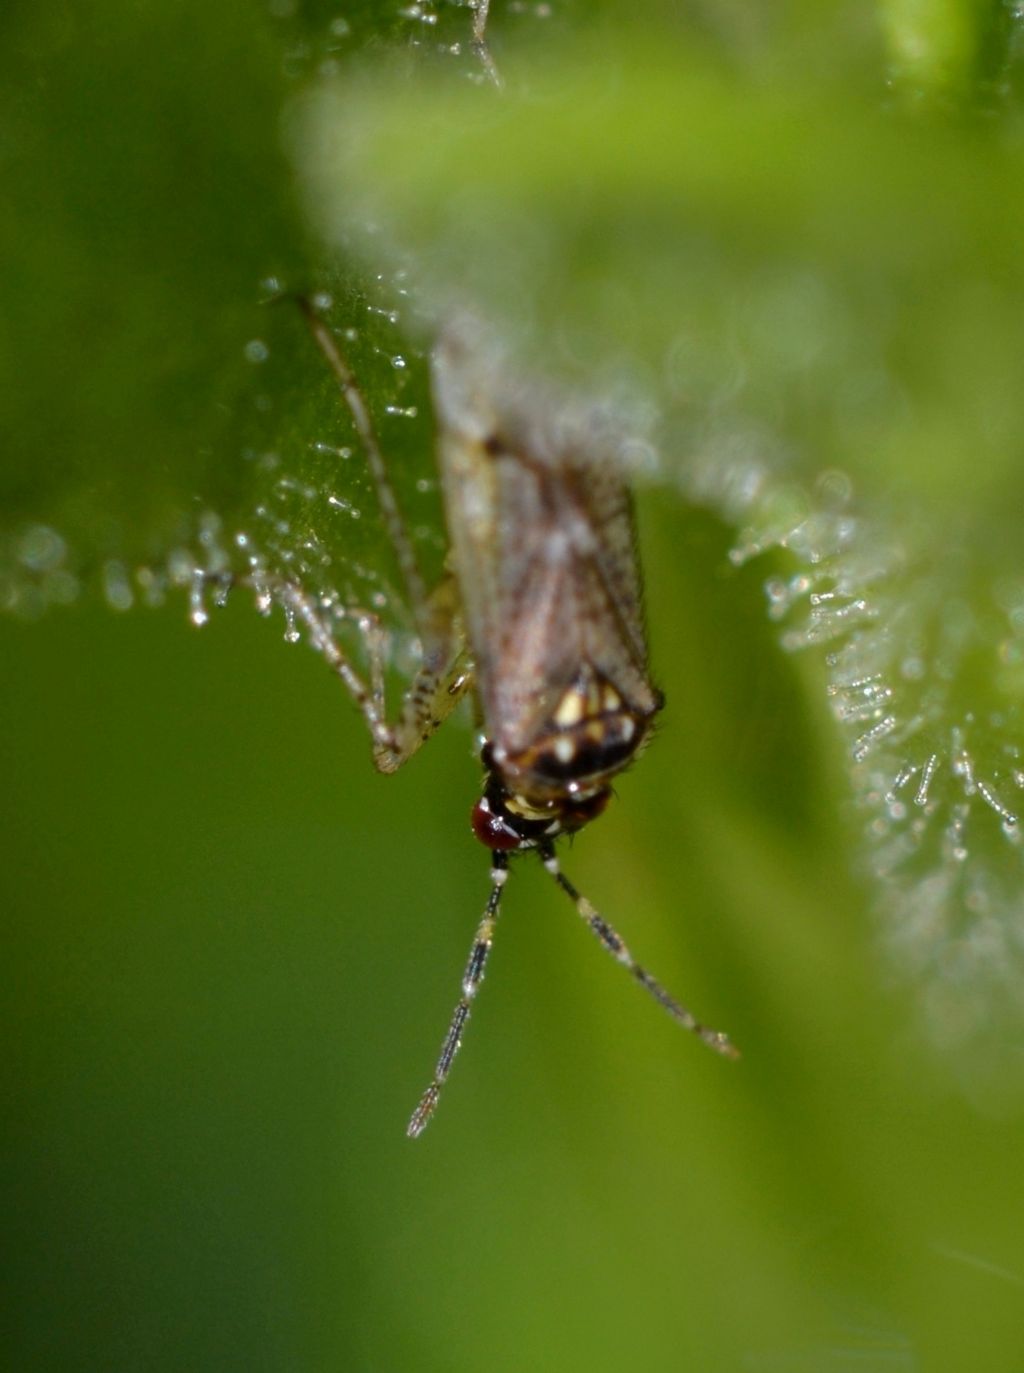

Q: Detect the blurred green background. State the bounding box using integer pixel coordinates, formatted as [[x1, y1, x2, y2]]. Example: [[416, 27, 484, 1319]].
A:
[[4, 1, 1024, 1370]]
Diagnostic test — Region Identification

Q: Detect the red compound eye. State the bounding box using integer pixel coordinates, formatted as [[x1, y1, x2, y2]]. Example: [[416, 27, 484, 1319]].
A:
[[470, 797, 524, 851]]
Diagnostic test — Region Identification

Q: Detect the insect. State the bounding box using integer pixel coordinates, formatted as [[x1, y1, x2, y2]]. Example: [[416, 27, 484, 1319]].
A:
[[468, 0, 502, 88], [291, 300, 738, 1137]]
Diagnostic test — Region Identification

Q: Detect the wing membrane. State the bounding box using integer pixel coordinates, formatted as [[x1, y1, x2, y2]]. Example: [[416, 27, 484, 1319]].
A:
[[432, 330, 658, 756]]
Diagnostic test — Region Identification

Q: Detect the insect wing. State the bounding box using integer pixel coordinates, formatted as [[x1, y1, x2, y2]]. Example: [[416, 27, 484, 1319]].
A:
[[431, 328, 659, 764]]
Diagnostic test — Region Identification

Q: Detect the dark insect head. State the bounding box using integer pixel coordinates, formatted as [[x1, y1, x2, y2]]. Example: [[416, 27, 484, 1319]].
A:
[[471, 743, 611, 852]]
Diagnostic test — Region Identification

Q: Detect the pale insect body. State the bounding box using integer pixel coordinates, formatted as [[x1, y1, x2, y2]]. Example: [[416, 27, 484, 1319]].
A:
[[294, 303, 738, 1139]]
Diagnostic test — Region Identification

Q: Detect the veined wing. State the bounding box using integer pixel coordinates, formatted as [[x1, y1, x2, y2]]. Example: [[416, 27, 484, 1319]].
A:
[[432, 325, 659, 759]]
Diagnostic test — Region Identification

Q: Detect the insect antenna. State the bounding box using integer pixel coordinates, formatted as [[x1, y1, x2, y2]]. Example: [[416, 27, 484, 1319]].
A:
[[407, 852, 510, 1139], [539, 844, 740, 1061]]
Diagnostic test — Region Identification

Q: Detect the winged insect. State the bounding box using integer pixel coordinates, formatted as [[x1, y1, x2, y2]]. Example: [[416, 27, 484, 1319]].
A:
[[292, 301, 738, 1137]]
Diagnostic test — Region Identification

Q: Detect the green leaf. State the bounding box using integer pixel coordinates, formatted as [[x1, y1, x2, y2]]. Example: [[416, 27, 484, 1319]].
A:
[[6, 7, 1024, 1369], [0, 0, 446, 623], [294, 16, 1024, 1070]]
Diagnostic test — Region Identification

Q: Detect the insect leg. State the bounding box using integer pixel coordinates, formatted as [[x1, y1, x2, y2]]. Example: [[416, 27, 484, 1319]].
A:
[[407, 852, 509, 1138], [469, 0, 502, 88], [269, 574, 473, 774], [539, 845, 740, 1061], [295, 296, 430, 633], [371, 571, 473, 773], [255, 300, 476, 771]]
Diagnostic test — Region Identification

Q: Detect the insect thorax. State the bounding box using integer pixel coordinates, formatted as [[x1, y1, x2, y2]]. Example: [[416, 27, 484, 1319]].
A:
[[470, 663, 660, 852]]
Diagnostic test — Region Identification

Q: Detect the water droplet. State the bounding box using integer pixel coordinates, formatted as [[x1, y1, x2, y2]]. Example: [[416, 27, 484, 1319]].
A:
[[135, 567, 165, 608], [103, 560, 133, 612], [815, 468, 853, 507], [189, 573, 209, 627], [18, 525, 66, 572], [167, 548, 196, 585]]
